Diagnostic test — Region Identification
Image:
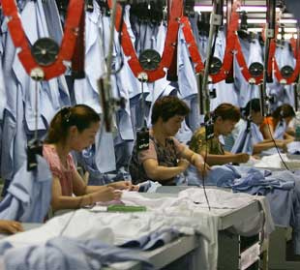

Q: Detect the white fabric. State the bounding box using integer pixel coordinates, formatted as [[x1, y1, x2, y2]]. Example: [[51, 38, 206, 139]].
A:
[[1, 189, 273, 270], [121, 189, 273, 270], [254, 153, 300, 170]]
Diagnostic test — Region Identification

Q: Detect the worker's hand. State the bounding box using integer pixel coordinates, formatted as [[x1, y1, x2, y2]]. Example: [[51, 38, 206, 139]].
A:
[[92, 187, 122, 202], [178, 158, 190, 172], [0, 220, 23, 234], [234, 153, 250, 163], [276, 140, 287, 152], [109, 181, 133, 190]]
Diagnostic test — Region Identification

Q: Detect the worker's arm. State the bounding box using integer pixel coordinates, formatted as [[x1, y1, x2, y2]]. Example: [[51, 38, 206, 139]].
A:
[[201, 152, 249, 166], [142, 158, 189, 182], [51, 172, 121, 211]]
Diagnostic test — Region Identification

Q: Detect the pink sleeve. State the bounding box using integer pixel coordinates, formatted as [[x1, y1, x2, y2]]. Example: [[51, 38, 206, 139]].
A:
[[67, 154, 76, 171], [43, 146, 62, 179], [138, 139, 158, 163]]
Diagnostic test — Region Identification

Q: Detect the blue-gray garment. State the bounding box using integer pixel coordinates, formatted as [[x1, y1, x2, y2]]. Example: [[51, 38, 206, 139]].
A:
[[120, 228, 180, 251], [291, 174, 300, 254], [234, 37, 261, 108], [209, 31, 239, 110], [273, 121, 286, 140], [266, 41, 295, 108], [183, 94, 204, 132], [177, 25, 198, 99], [1, 0, 70, 196], [187, 164, 241, 187], [0, 155, 52, 223], [75, 124, 116, 180], [265, 189, 293, 227], [231, 120, 253, 154], [0, 237, 153, 270], [73, 1, 106, 113], [287, 141, 300, 155], [231, 168, 295, 194]]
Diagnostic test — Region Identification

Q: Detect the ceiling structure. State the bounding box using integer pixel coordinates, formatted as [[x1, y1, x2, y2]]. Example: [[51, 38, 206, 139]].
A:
[[194, 0, 297, 38]]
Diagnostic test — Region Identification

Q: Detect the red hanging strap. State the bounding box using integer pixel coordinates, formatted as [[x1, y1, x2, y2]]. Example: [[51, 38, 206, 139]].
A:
[[210, 0, 240, 83], [180, 0, 240, 83], [180, 16, 204, 73], [2, 0, 85, 80], [107, 0, 183, 82], [71, 7, 86, 79], [234, 37, 263, 84]]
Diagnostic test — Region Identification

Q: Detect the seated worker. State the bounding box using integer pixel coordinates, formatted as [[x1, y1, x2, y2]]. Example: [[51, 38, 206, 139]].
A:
[[43, 105, 135, 211], [189, 103, 250, 166], [129, 96, 210, 185], [261, 104, 295, 142], [229, 99, 288, 154]]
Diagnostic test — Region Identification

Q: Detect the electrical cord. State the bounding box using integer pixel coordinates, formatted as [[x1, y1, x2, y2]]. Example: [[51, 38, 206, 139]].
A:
[[265, 119, 290, 171], [201, 137, 211, 211], [58, 186, 88, 236]]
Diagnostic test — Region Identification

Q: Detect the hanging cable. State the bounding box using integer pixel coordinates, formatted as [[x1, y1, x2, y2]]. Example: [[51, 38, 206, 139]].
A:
[[136, 73, 149, 151], [58, 190, 86, 236], [98, 0, 125, 132], [265, 119, 290, 171], [201, 136, 211, 211], [261, 0, 276, 117], [34, 81, 39, 143], [27, 76, 43, 171], [195, 0, 224, 211]]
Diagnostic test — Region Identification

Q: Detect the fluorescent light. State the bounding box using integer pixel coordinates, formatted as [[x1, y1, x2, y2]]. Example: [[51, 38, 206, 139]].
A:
[[247, 28, 263, 32], [280, 19, 298, 24], [247, 19, 267, 24], [277, 33, 296, 40], [279, 27, 297, 33], [240, 6, 268, 12], [248, 27, 297, 33], [194, 5, 280, 13], [194, 6, 213, 12]]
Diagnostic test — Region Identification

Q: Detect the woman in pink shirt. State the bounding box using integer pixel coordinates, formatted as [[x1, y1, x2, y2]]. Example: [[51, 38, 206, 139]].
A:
[[43, 105, 133, 211]]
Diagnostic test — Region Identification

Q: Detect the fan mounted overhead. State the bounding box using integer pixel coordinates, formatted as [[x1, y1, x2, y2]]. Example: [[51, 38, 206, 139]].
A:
[[280, 65, 294, 78], [207, 57, 222, 75], [31, 38, 59, 66], [139, 49, 161, 71], [249, 62, 263, 77]]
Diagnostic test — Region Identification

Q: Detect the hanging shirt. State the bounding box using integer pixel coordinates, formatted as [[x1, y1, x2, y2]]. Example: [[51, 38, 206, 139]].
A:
[[190, 126, 225, 155], [43, 144, 75, 196], [234, 37, 262, 108], [129, 130, 185, 185], [210, 30, 239, 110], [0, 155, 52, 223]]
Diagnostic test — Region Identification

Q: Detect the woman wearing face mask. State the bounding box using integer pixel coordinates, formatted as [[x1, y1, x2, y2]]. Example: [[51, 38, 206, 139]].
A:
[[43, 105, 133, 211], [129, 96, 210, 185], [189, 103, 250, 166]]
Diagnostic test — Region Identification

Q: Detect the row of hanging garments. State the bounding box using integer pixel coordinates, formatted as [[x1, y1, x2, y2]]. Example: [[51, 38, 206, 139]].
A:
[[0, 0, 298, 187]]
